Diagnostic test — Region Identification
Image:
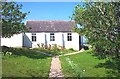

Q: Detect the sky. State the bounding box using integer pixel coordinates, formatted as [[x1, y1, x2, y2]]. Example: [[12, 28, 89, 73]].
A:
[[17, 2, 84, 21], [10, 0, 116, 2]]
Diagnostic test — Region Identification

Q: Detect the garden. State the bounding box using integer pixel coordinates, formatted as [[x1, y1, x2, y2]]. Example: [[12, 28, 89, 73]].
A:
[[1, 46, 77, 77], [33, 44, 77, 55], [60, 49, 120, 77], [2, 46, 120, 77], [2, 46, 51, 77]]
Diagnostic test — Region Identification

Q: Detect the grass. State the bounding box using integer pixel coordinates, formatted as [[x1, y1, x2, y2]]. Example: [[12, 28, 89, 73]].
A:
[[60, 49, 120, 77], [2, 47, 52, 77], [33, 48, 77, 55]]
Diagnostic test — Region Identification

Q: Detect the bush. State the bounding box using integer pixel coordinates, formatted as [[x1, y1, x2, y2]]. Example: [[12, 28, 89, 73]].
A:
[[52, 44, 59, 51], [83, 46, 89, 50], [2, 46, 10, 50], [69, 48, 74, 51], [37, 44, 40, 48]]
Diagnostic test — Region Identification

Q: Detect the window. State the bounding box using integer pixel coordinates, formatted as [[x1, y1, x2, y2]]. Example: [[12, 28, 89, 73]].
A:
[[67, 33, 72, 41], [50, 33, 55, 41], [32, 33, 36, 42]]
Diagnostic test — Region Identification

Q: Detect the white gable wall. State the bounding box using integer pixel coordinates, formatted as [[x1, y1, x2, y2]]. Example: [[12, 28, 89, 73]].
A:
[[1, 33, 23, 47], [1, 32, 80, 50]]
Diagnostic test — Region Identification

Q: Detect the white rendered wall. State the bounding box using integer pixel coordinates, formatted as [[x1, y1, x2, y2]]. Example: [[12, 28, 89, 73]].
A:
[[64, 33, 79, 50], [24, 32, 80, 50], [1, 32, 80, 50], [23, 33, 46, 48], [32, 33, 46, 48], [45, 32, 63, 47], [1, 33, 23, 47], [23, 33, 32, 47]]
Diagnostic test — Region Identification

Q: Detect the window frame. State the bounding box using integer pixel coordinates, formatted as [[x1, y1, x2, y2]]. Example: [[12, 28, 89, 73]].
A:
[[32, 33, 36, 42], [67, 33, 72, 41], [50, 33, 55, 41]]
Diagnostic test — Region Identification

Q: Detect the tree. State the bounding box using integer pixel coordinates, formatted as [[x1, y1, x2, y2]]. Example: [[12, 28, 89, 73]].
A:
[[1, 2, 28, 38], [72, 2, 120, 58]]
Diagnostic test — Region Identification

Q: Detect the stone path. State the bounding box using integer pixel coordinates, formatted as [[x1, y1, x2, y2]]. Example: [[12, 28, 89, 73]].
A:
[[35, 49, 85, 78], [49, 56, 64, 78]]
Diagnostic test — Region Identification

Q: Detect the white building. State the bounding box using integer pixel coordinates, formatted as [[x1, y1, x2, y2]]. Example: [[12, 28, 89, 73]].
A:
[[1, 20, 81, 50]]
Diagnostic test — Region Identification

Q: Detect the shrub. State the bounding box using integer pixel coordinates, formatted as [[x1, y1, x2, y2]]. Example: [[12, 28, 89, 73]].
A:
[[41, 43, 44, 48], [69, 48, 74, 51], [52, 44, 59, 51], [83, 46, 89, 50], [44, 45, 48, 49], [37, 44, 40, 48], [48, 44, 51, 50]]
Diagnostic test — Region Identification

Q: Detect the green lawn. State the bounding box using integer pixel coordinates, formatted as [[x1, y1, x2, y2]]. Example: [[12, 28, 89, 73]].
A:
[[60, 49, 120, 77], [33, 48, 77, 55], [2, 47, 52, 77]]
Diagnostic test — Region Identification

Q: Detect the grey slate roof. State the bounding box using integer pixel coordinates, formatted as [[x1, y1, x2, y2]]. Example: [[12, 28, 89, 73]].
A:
[[26, 20, 75, 32]]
